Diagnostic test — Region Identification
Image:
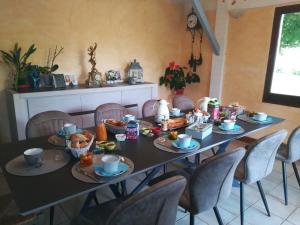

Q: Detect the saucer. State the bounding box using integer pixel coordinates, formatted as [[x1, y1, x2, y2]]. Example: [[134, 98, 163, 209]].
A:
[[94, 162, 128, 177], [219, 124, 241, 131], [172, 139, 199, 150], [58, 128, 82, 137], [251, 116, 272, 123]]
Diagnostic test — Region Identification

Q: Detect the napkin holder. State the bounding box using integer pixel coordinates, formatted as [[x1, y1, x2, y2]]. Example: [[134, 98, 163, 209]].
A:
[[185, 123, 213, 140]]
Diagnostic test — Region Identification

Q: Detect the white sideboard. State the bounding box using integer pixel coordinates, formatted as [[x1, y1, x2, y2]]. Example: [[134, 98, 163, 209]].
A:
[[7, 83, 158, 140]]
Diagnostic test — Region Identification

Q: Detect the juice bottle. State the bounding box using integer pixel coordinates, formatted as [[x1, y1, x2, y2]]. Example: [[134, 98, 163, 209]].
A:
[[96, 122, 107, 141]]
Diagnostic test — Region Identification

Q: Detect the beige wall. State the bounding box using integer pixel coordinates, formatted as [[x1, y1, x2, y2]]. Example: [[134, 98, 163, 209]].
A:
[[222, 5, 300, 139], [0, 0, 214, 142]]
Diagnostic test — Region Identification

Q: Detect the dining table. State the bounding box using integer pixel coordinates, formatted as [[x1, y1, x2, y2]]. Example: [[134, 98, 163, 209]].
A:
[[0, 115, 284, 225]]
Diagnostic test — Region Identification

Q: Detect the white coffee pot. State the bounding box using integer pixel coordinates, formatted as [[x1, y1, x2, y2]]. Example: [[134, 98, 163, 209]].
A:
[[197, 97, 210, 112], [155, 99, 170, 123]]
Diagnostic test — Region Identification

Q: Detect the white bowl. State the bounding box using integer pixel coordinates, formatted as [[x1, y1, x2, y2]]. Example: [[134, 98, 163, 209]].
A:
[[24, 148, 43, 165], [115, 134, 126, 142]]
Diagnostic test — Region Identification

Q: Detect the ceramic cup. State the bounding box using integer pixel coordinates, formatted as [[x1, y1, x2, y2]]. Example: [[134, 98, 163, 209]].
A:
[[222, 120, 235, 130], [254, 112, 268, 121], [123, 114, 135, 122], [24, 148, 44, 166], [101, 155, 120, 173], [63, 123, 76, 135], [177, 134, 192, 148], [171, 108, 181, 117]]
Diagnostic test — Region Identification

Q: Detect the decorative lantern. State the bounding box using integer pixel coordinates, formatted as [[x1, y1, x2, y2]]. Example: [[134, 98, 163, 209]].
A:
[[128, 59, 144, 83]]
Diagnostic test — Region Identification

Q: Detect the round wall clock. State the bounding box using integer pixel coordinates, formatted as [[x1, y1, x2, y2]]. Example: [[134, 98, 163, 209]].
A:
[[187, 11, 199, 30]]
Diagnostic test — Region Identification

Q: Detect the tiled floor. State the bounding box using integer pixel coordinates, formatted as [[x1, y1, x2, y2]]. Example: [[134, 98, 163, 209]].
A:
[[1, 140, 300, 225]]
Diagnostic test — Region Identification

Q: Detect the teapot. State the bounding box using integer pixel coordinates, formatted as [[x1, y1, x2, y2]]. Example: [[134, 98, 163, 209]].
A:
[[197, 97, 210, 112], [155, 99, 170, 123]]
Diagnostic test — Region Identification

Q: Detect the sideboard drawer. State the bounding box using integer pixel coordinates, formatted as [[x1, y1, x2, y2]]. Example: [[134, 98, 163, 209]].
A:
[[81, 91, 122, 111], [28, 95, 81, 118]]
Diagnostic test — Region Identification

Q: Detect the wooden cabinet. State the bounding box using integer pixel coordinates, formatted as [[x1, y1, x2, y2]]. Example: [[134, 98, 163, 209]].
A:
[[7, 83, 158, 140]]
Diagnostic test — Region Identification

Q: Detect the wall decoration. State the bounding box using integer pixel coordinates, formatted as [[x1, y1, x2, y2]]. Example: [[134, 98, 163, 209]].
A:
[[106, 70, 121, 85], [127, 59, 143, 83], [187, 9, 203, 73], [86, 43, 102, 87]]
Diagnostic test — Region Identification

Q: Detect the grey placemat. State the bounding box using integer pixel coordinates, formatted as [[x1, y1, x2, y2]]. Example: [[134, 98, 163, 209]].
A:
[[138, 120, 153, 129], [71, 154, 134, 184], [237, 114, 273, 125], [212, 125, 245, 135], [48, 135, 65, 147], [153, 136, 200, 154], [5, 149, 70, 176]]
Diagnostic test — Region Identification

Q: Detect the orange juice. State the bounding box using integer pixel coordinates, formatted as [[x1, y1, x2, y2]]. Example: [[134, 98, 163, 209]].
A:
[[96, 122, 107, 141]]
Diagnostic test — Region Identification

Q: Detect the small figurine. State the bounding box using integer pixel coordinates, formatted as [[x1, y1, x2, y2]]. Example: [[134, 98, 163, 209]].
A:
[[86, 43, 102, 87]]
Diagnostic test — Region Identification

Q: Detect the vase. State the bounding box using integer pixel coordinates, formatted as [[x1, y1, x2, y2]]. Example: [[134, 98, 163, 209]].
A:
[[175, 88, 184, 95]]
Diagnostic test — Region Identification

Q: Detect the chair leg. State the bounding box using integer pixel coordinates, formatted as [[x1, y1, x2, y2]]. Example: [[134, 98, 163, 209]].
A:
[[292, 162, 300, 188], [240, 182, 244, 225], [282, 161, 288, 205], [213, 206, 224, 225], [189, 213, 194, 225], [257, 181, 270, 216], [163, 164, 167, 174]]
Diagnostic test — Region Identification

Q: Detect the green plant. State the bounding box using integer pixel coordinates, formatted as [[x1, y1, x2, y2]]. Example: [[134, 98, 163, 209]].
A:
[[159, 61, 200, 90], [39, 46, 63, 74], [0, 43, 37, 89]]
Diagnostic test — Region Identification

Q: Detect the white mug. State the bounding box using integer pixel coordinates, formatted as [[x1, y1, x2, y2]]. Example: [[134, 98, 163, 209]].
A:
[[63, 123, 76, 135], [254, 112, 268, 121], [123, 114, 135, 122], [171, 108, 181, 117], [222, 120, 235, 130], [101, 155, 120, 173], [177, 134, 192, 148]]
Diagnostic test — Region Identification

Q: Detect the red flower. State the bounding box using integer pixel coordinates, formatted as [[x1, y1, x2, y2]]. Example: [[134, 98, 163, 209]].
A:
[[169, 61, 175, 70], [166, 74, 172, 81], [175, 64, 180, 70]]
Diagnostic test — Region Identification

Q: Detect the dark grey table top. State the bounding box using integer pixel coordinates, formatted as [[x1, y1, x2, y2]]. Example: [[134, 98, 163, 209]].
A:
[[0, 115, 284, 215]]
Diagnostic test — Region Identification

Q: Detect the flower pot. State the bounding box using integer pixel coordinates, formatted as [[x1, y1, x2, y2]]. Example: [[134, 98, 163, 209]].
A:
[[175, 88, 184, 95], [18, 84, 30, 90]]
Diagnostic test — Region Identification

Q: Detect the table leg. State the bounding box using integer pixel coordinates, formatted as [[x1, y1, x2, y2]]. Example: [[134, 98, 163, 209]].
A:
[[50, 206, 54, 225], [80, 191, 96, 214], [130, 166, 161, 195]]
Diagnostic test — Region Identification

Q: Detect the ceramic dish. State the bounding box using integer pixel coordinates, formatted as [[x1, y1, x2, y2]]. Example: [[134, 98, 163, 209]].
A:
[[94, 162, 129, 177], [58, 128, 82, 138], [169, 112, 185, 118], [172, 139, 199, 150], [251, 116, 273, 123], [218, 124, 241, 131]]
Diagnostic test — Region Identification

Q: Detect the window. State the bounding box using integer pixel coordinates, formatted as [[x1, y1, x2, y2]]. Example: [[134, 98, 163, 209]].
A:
[[263, 4, 300, 107]]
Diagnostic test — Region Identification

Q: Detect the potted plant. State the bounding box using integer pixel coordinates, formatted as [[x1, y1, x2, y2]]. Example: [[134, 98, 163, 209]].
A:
[[159, 61, 200, 95], [38, 46, 63, 87], [0, 43, 37, 90]]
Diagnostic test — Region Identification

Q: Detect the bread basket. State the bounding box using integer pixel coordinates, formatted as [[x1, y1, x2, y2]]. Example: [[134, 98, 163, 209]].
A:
[[67, 135, 94, 158], [104, 119, 127, 134]]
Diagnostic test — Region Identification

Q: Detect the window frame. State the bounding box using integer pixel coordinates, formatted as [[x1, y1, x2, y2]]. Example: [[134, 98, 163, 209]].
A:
[[263, 4, 300, 108]]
